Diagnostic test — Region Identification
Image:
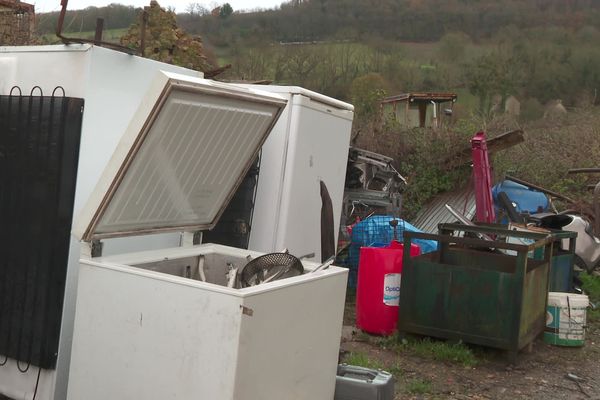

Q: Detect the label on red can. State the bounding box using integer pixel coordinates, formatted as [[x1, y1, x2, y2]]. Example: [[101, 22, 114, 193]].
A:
[[383, 273, 401, 306]]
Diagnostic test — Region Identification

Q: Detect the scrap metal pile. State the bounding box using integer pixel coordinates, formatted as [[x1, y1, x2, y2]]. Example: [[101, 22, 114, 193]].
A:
[[342, 129, 596, 359]]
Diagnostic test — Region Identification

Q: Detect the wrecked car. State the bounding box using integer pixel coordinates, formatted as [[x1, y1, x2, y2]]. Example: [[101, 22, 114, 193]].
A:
[[341, 147, 406, 225]]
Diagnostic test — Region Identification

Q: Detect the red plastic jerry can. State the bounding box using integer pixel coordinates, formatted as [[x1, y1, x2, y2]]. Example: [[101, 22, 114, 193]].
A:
[[356, 240, 421, 335]]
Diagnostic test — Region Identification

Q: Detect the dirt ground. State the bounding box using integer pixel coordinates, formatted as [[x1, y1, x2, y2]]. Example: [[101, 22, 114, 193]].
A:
[[340, 300, 600, 400]]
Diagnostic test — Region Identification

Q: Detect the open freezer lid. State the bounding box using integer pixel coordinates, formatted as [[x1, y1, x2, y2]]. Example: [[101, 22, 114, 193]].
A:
[[73, 71, 286, 242]]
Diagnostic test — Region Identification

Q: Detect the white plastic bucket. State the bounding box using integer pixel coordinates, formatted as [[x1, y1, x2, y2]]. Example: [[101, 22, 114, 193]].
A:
[[544, 292, 589, 347]]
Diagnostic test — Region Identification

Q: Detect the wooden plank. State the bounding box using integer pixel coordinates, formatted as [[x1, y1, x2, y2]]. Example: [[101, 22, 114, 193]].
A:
[[444, 129, 525, 168]]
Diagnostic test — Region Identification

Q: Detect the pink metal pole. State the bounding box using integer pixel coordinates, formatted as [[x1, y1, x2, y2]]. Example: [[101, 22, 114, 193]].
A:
[[471, 131, 496, 223]]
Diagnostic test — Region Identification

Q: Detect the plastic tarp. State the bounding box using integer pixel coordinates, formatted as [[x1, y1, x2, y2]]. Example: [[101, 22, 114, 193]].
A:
[[348, 216, 437, 267]]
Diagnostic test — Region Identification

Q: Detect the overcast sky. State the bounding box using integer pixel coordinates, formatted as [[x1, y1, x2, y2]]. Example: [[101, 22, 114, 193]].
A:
[[32, 0, 284, 13]]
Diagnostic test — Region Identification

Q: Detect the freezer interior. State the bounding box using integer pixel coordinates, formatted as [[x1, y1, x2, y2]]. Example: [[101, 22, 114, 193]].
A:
[[134, 252, 245, 286], [124, 246, 320, 288]]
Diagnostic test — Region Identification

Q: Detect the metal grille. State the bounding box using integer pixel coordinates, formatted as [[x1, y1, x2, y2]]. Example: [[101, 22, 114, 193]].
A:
[[203, 157, 260, 249], [0, 87, 83, 370]]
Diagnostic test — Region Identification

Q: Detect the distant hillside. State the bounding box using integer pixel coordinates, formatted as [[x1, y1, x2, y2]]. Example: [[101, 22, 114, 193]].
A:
[[37, 0, 600, 44], [34, 0, 600, 112], [179, 0, 600, 45]]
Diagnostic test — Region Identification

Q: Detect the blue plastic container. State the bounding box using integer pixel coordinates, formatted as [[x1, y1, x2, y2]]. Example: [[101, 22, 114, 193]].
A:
[[492, 180, 549, 216], [344, 216, 437, 288]]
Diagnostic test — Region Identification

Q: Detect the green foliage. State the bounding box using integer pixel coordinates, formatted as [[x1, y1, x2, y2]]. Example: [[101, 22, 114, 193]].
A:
[[406, 378, 433, 395], [464, 27, 600, 107], [370, 333, 478, 367], [406, 338, 477, 367], [577, 26, 600, 43], [344, 351, 384, 370], [520, 97, 544, 121], [39, 28, 128, 45], [464, 51, 524, 115], [493, 109, 600, 202], [219, 3, 233, 19], [438, 32, 470, 63], [36, 4, 139, 35], [179, 1, 600, 111], [398, 122, 473, 219], [350, 73, 387, 117], [387, 363, 403, 378], [120, 1, 212, 72], [580, 272, 600, 323], [401, 164, 461, 219], [179, 0, 600, 45], [227, 42, 412, 100]]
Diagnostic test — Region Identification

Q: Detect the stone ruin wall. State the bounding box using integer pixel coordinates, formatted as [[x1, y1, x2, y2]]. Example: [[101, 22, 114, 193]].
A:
[[0, 8, 34, 45]]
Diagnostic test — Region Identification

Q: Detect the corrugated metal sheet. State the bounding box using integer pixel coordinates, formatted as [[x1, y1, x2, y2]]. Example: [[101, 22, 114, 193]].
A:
[[411, 185, 476, 233]]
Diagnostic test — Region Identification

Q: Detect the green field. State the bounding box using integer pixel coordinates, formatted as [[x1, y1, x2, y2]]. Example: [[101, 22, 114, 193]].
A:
[[40, 28, 128, 45]]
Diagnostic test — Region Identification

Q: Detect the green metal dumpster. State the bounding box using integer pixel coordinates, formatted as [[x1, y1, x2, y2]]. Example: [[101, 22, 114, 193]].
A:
[[398, 223, 553, 356], [501, 223, 576, 293]]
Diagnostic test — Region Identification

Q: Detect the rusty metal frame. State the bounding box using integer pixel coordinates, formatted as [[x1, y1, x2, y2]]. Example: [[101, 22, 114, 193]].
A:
[[55, 0, 136, 55]]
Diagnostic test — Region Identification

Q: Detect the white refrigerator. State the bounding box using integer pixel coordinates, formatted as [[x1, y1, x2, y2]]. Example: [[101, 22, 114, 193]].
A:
[[244, 86, 354, 262]]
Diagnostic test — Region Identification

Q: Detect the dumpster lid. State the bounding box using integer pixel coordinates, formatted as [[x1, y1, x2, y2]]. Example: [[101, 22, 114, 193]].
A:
[[73, 71, 286, 242]]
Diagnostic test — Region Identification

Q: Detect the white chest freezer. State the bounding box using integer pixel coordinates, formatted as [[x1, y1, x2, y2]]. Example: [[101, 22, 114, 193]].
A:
[[66, 71, 348, 400]]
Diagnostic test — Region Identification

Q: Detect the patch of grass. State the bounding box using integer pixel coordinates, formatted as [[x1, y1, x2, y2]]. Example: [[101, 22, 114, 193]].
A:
[[580, 272, 600, 323], [406, 378, 432, 395], [371, 333, 399, 349], [367, 333, 478, 367], [355, 331, 372, 342], [39, 28, 128, 44], [344, 351, 384, 370], [407, 338, 478, 367], [387, 362, 403, 377]]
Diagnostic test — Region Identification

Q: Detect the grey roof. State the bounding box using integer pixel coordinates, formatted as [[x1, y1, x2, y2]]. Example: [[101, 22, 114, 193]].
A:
[[411, 185, 476, 234]]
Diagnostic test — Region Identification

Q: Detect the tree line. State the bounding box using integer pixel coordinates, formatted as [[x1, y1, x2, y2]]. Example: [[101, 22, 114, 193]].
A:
[[36, 3, 139, 34], [179, 0, 600, 44], [220, 26, 600, 117], [34, 0, 600, 116], [37, 0, 600, 42]]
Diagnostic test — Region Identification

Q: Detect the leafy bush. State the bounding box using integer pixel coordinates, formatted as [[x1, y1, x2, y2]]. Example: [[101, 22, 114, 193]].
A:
[[580, 272, 600, 323], [493, 109, 600, 212], [350, 73, 387, 117]]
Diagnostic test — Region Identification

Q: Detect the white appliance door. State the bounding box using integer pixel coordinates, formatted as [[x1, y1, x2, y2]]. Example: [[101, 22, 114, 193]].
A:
[[72, 71, 286, 242]]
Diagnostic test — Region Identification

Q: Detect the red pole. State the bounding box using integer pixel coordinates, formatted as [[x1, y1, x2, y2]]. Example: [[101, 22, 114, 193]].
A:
[[471, 131, 496, 223]]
